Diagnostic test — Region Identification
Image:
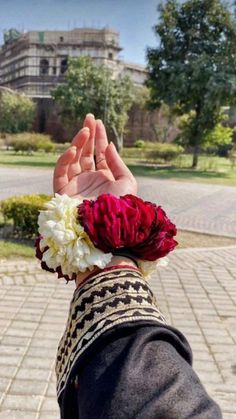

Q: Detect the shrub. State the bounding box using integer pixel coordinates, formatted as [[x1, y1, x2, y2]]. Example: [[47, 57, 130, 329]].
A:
[[8, 133, 55, 153], [121, 147, 147, 159], [1, 194, 51, 238], [122, 143, 183, 162], [145, 143, 184, 162], [134, 139, 146, 148]]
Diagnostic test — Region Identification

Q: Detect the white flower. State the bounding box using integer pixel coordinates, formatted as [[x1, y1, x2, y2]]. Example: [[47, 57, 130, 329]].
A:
[[138, 257, 169, 278], [38, 194, 112, 278], [156, 257, 169, 268]]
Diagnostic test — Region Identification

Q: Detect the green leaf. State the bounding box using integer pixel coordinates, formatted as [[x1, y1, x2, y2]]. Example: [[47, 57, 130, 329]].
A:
[[52, 57, 135, 150], [146, 0, 236, 160]]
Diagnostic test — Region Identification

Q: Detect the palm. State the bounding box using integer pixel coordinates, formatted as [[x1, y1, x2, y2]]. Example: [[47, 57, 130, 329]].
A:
[[53, 115, 137, 199]]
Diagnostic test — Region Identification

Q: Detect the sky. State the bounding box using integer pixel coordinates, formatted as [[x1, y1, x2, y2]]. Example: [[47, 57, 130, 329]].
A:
[[0, 0, 162, 65]]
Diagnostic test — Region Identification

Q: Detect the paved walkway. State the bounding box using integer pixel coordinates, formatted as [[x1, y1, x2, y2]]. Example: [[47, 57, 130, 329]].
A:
[[1, 166, 236, 237], [0, 246, 236, 418]]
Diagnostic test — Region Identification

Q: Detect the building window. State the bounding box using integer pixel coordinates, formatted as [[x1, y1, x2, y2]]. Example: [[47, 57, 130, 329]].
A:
[[52, 66, 57, 75], [60, 58, 68, 74], [60, 36, 64, 42], [40, 58, 49, 75], [108, 52, 113, 60]]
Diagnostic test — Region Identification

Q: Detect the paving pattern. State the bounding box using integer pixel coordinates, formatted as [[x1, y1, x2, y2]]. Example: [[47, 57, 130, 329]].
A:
[[1, 166, 236, 237], [1, 166, 236, 417], [0, 246, 236, 418]]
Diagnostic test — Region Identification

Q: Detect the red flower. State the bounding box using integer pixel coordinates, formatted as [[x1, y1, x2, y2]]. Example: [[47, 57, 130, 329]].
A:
[[78, 194, 177, 261], [132, 206, 177, 260]]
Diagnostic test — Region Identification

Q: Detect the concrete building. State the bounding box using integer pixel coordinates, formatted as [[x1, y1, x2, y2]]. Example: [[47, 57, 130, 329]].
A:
[[0, 27, 167, 144], [0, 27, 146, 98]]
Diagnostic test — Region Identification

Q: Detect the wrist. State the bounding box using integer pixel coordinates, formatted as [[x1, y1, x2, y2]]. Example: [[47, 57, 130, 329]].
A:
[[75, 255, 138, 287]]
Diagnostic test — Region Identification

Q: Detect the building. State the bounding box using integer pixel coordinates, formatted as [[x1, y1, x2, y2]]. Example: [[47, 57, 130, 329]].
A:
[[0, 27, 146, 98], [0, 27, 165, 143]]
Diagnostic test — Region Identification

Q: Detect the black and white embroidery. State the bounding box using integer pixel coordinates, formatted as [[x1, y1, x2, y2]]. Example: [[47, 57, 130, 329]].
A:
[[55, 268, 166, 401]]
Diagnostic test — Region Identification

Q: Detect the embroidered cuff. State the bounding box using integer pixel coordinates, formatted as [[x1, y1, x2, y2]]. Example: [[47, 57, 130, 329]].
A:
[[56, 267, 166, 401]]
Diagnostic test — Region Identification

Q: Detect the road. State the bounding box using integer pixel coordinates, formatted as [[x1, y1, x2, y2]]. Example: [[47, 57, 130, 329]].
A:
[[1, 166, 236, 237]]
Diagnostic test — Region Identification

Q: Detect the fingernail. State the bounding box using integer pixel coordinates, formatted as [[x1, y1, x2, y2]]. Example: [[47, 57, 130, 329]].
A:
[[86, 113, 95, 118], [81, 127, 90, 131]]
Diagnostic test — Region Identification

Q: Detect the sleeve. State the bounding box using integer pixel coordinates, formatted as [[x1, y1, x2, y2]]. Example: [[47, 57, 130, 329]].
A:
[[56, 267, 222, 419], [76, 325, 222, 419]]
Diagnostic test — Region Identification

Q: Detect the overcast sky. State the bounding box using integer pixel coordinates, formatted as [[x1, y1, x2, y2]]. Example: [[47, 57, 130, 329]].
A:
[[0, 0, 162, 65]]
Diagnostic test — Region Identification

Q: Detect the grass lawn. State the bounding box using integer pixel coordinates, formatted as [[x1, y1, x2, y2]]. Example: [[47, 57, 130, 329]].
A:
[[0, 150, 57, 168], [1, 230, 235, 260], [0, 150, 235, 185], [0, 239, 35, 259], [126, 154, 236, 185]]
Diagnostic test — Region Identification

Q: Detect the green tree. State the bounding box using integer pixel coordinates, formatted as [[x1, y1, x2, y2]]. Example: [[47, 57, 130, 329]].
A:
[[202, 122, 235, 151], [146, 0, 236, 168], [178, 111, 235, 150], [52, 57, 135, 151], [0, 91, 36, 133]]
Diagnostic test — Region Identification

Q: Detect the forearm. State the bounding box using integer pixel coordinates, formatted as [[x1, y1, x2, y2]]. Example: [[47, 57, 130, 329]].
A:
[[56, 266, 166, 404], [75, 255, 138, 287], [57, 266, 221, 419], [77, 326, 222, 419]]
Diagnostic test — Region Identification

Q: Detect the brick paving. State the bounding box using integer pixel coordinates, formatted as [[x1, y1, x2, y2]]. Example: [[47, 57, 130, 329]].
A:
[[1, 166, 236, 416], [0, 247, 235, 418], [1, 166, 236, 237]]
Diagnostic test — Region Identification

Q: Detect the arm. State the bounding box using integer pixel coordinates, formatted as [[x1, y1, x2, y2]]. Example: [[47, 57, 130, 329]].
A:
[[77, 328, 220, 419], [58, 263, 221, 419], [53, 114, 221, 418]]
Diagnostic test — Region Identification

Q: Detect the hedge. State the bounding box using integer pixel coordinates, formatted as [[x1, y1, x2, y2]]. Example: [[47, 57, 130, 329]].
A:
[[1, 194, 51, 238], [6, 133, 56, 153], [145, 144, 184, 162], [122, 142, 184, 162]]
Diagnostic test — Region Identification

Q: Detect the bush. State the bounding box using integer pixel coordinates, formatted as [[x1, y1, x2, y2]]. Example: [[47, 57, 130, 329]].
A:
[[1, 194, 51, 238], [134, 139, 146, 148], [121, 147, 147, 159], [145, 143, 184, 162], [8, 133, 55, 153], [122, 143, 184, 162]]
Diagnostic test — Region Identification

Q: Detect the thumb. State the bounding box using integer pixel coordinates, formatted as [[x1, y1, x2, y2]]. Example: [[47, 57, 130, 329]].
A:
[[105, 142, 135, 183]]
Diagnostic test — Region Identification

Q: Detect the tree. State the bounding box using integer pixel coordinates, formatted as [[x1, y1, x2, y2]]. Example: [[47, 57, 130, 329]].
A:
[[203, 122, 235, 151], [146, 0, 236, 168], [0, 91, 36, 133], [52, 57, 135, 151], [151, 103, 179, 143], [178, 111, 235, 151]]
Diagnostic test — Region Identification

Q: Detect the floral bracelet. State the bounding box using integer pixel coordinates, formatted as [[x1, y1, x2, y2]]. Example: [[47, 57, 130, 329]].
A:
[[35, 193, 177, 281]]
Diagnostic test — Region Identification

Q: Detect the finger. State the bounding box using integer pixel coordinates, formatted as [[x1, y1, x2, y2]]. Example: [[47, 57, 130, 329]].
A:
[[95, 119, 109, 170], [105, 142, 136, 183], [80, 113, 96, 171], [68, 127, 90, 180], [71, 126, 89, 148], [53, 146, 77, 193]]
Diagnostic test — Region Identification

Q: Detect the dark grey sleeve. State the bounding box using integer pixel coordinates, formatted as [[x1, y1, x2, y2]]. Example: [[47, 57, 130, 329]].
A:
[[75, 325, 222, 419]]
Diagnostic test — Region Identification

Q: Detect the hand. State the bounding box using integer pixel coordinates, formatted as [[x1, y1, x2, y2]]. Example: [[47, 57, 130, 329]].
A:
[[53, 114, 137, 199]]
